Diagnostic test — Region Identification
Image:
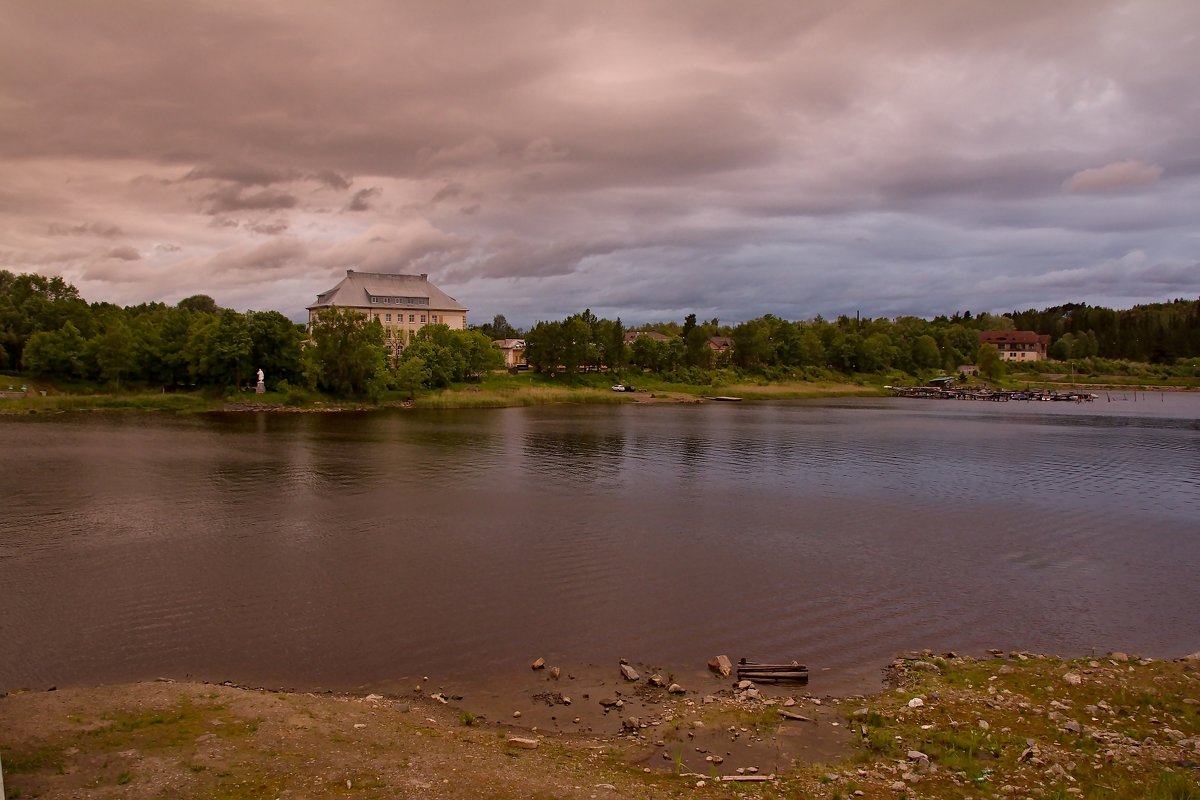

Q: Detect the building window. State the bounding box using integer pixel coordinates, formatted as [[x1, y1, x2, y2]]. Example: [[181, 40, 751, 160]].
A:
[[409, 314, 415, 322], [421, 315, 427, 323], [386, 313, 392, 322], [432, 314, 438, 323]]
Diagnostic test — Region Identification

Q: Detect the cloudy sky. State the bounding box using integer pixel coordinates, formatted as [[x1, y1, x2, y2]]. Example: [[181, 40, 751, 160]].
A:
[[2, 1, 1197, 327]]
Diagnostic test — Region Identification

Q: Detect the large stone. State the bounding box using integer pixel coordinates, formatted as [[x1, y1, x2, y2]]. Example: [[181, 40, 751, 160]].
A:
[[1063, 672, 1083, 685], [531, 657, 546, 670], [667, 683, 686, 694], [507, 737, 539, 749], [708, 655, 733, 677], [620, 663, 640, 681]]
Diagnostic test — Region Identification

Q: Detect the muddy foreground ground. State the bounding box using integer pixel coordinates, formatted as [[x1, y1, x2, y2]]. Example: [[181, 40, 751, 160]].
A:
[[2, 651, 1198, 799]]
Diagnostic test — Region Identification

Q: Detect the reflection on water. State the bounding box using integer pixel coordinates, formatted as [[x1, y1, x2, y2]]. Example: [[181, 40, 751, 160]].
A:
[[1, 395, 1198, 694]]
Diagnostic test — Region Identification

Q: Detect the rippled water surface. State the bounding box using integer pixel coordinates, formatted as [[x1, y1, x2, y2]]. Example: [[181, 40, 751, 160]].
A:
[[2, 395, 1198, 694]]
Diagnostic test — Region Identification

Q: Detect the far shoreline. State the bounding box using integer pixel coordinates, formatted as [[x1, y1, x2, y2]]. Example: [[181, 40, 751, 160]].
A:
[[2, 372, 1197, 417]]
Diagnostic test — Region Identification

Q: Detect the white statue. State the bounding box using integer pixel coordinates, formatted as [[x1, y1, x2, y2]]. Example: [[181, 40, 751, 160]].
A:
[[257, 368, 265, 383]]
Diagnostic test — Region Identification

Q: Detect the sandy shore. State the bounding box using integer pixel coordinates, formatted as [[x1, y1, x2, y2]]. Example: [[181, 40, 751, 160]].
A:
[[3, 650, 1197, 798]]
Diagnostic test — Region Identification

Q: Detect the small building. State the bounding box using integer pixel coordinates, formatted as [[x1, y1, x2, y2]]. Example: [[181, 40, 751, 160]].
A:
[[308, 269, 467, 348], [978, 330, 1050, 362], [493, 338, 527, 369], [707, 336, 733, 354]]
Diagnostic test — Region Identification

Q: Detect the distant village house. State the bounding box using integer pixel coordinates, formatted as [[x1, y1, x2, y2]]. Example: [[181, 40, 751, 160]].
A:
[[707, 336, 733, 354], [493, 338, 527, 368], [308, 270, 468, 348], [978, 330, 1051, 362]]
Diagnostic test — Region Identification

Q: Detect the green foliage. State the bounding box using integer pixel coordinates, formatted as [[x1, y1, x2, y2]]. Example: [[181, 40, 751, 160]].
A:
[[185, 309, 254, 388], [93, 318, 137, 387], [524, 309, 624, 375], [393, 356, 430, 398], [5, 270, 1200, 395], [22, 321, 89, 379], [303, 307, 388, 399], [246, 310, 305, 389], [976, 342, 1005, 379]]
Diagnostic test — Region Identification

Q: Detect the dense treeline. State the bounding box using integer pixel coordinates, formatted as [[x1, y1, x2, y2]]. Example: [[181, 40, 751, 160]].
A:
[[523, 310, 1008, 380], [524, 302, 1200, 381], [4, 270, 1198, 395], [0, 270, 500, 398], [1009, 299, 1200, 363]]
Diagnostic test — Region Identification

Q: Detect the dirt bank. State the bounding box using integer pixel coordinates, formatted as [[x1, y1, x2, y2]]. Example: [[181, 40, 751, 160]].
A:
[[2, 651, 1197, 799]]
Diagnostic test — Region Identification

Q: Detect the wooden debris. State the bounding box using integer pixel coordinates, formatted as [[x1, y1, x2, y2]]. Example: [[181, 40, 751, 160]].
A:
[[778, 709, 814, 722], [736, 659, 809, 683]]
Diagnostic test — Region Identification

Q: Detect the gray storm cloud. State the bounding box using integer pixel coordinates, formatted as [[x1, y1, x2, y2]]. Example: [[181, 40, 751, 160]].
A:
[[0, 0, 1197, 322]]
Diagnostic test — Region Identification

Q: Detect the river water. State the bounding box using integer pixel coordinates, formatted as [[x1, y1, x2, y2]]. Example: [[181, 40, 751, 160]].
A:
[[2, 394, 1198, 695]]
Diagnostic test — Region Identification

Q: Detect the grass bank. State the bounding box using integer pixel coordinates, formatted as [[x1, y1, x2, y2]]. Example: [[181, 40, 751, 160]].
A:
[[1, 371, 885, 415], [3, 651, 1196, 798]]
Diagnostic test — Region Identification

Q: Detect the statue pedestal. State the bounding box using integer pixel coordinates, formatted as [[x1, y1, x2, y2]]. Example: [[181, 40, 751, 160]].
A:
[[256, 381, 265, 395]]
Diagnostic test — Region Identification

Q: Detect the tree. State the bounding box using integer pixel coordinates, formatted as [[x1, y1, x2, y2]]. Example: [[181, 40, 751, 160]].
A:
[[912, 335, 941, 369], [684, 315, 713, 368], [303, 307, 388, 398], [177, 294, 220, 315], [0, 271, 92, 369], [524, 320, 566, 374], [93, 318, 137, 387], [594, 318, 627, 370], [185, 309, 254, 388], [797, 329, 826, 368], [977, 343, 1006, 380], [479, 313, 518, 340], [393, 356, 430, 399], [21, 321, 88, 379], [859, 332, 898, 373], [1049, 335, 1072, 361], [246, 310, 305, 388]]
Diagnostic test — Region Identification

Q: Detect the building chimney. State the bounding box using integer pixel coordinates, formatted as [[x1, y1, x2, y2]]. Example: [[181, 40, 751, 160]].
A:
[[420, 273, 428, 280], [346, 268, 355, 276]]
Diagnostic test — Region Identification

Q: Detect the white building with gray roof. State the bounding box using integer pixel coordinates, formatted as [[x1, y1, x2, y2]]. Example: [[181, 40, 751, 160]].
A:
[[308, 269, 468, 347]]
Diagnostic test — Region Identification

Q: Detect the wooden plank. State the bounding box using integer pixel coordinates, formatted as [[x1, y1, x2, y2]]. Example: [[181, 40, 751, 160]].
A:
[[778, 710, 814, 722], [737, 662, 807, 670], [734, 671, 811, 681]]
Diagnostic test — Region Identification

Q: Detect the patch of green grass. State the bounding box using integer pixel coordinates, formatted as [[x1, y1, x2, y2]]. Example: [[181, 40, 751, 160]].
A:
[[0, 741, 67, 774], [81, 697, 257, 751], [0, 391, 218, 414], [863, 726, 901, 757]]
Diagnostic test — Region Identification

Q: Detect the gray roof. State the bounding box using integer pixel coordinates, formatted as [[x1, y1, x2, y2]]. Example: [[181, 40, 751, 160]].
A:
[[308, 269, 467, 312]]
